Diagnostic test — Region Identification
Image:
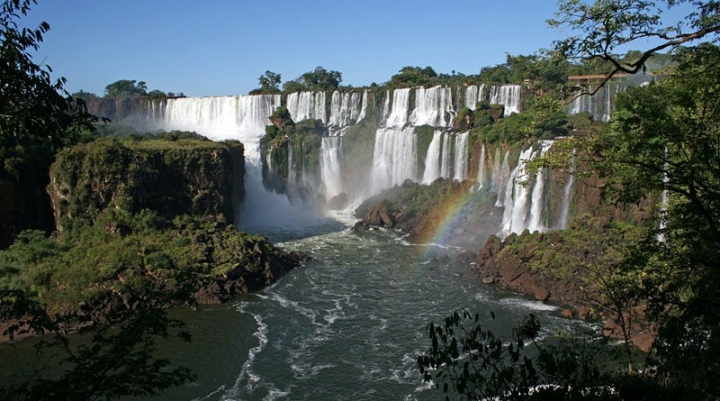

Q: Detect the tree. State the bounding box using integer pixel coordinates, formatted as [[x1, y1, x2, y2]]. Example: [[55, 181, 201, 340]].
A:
[[282, 66, 342, 92], [0, 0, 96, 245], [548, 0, 720, 93], [387, 66, 439, 88], [586, 43, 720, 397], [0, 288, 195, 401], [104, 79, 148, 97], [418, 310, 622, 401], [0, 1, 195, 399], [540, 4, 720, 395], [250, 70, 282, 94]]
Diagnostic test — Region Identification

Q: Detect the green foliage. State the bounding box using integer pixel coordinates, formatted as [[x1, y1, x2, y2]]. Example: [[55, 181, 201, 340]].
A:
[[414, 125, 435, 169], [0, 0, 97, 241], [523, 96, 569, 139], [386, 66, 439, 89], [0, 288, 195, 401], [104, 79, 148, 97], [250, 70, 282, 94], [282, 66, 342, 92], [49, 137, 238, 235], [478, 112, 533, 144], [0, 206, 276, 309], [419, 309, 697, 401], [548, 0, 720, 90], [418, 310, 624, 400], [581, 44, 720, 397]]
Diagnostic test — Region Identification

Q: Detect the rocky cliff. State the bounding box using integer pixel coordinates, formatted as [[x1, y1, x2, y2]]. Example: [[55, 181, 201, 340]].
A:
[[48, 138, 244, 238], [354, 178, 501, 248], [0, 137, 309, 324]]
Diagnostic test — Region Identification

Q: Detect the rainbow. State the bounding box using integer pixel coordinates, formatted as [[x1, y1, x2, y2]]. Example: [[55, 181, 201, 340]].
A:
[[418, 184, 495, 257]]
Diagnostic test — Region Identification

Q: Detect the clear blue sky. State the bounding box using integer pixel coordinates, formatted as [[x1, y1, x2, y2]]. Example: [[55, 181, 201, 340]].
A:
[[22, 1, 578, 97]]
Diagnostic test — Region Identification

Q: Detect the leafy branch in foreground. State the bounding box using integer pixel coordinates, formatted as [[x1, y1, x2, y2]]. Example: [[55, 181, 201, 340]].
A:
[[548, 0, 720, 94], [418, 310, 621, 400], [0, 287, 195, 401], [418, 310, 700, 400]]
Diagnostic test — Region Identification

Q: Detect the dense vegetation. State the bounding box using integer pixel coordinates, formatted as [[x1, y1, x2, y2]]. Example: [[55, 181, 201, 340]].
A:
[[259, 106, 326, 198], [418, 1, 720, 400], [3, 0, 720, 399]]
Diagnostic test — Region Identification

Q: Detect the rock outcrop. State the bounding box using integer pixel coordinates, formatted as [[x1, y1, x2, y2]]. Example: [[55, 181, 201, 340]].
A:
[[48, 138, 244, 238], [353, 178, 501, 248]]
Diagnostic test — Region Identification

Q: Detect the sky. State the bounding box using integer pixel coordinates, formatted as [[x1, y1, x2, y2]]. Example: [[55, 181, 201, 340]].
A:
[[20, 1, 591, 97]]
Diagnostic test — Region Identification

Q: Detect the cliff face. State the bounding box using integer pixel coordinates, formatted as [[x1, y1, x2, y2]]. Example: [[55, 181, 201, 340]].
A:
[[0, 137, 310, 325], [48, 138, 244, 238], [84, 97, 150, 123]]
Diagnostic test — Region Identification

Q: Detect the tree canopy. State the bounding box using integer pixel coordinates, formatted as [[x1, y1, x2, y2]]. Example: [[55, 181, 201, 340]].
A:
[[249, 70, 282, 94], [0, 1, 195, 399], [104, 79, 148, 97], [282, 66, 342, 92], [548, 0, 720, 92], [0, 0, 96, 242]]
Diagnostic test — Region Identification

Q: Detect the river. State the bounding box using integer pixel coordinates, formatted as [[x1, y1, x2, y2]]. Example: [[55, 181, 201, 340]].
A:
[[146, 215, 567, 401]]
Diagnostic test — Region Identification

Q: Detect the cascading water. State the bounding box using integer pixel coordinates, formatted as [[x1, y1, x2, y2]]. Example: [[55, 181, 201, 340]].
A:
[[384, 88, 411, 128], [476, 144, 487, 189], [287, 91, 327, 124], [493, 150, 511, 206], [421, 130, 444, 183], [328, 90, 368, 135], [527, 141, 554, 233], [499, 141, 561, 237], [44, 89, 607, 401], [465, 84, 486, 109], [500, 147, 537, 237], [489, 85, 521, 116], [320, 136, 343, 201], [453, 132, 469, 181], [370, 127, 417, 194], [136, 94, 332, 231], [410, 86, 454, 127], [439, 133, 452, 179], [464, 84, 520, 115]]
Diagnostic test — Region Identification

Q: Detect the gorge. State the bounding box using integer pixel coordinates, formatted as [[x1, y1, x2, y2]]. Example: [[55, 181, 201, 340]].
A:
[[0, 80, 648, 401], [49, 82, 633, 400]]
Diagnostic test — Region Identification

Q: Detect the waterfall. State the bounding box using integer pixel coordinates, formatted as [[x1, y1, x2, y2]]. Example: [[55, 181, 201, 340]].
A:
[[370, 127, 417, 194], [499, 142, 557, 237], [287, 139, 297, 188], [453, 132, 469, 181], [439, 133, 452, 179], [356, 91, 368, 123], [477, 144, 486, 189], [527, 141, 554, 233], [410, 86, 453, 127], [422, 130, 444, 183], [328, 90, 367, 135], [320, 136, 343, 201], [558, 150, 576, 229], [287, 91, 327, 123], [385, 88, 411, 128], [136, 94, 331, 231], [500, 147, 536, 237], [465, 84, 486, 110], [658, 147, 670, 242], [489, 85, 521, 116], [494, 150, 510, 206]]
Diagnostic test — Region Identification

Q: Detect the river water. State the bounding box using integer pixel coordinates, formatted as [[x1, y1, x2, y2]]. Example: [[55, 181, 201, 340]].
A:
[[147, 215, 567, 401]]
